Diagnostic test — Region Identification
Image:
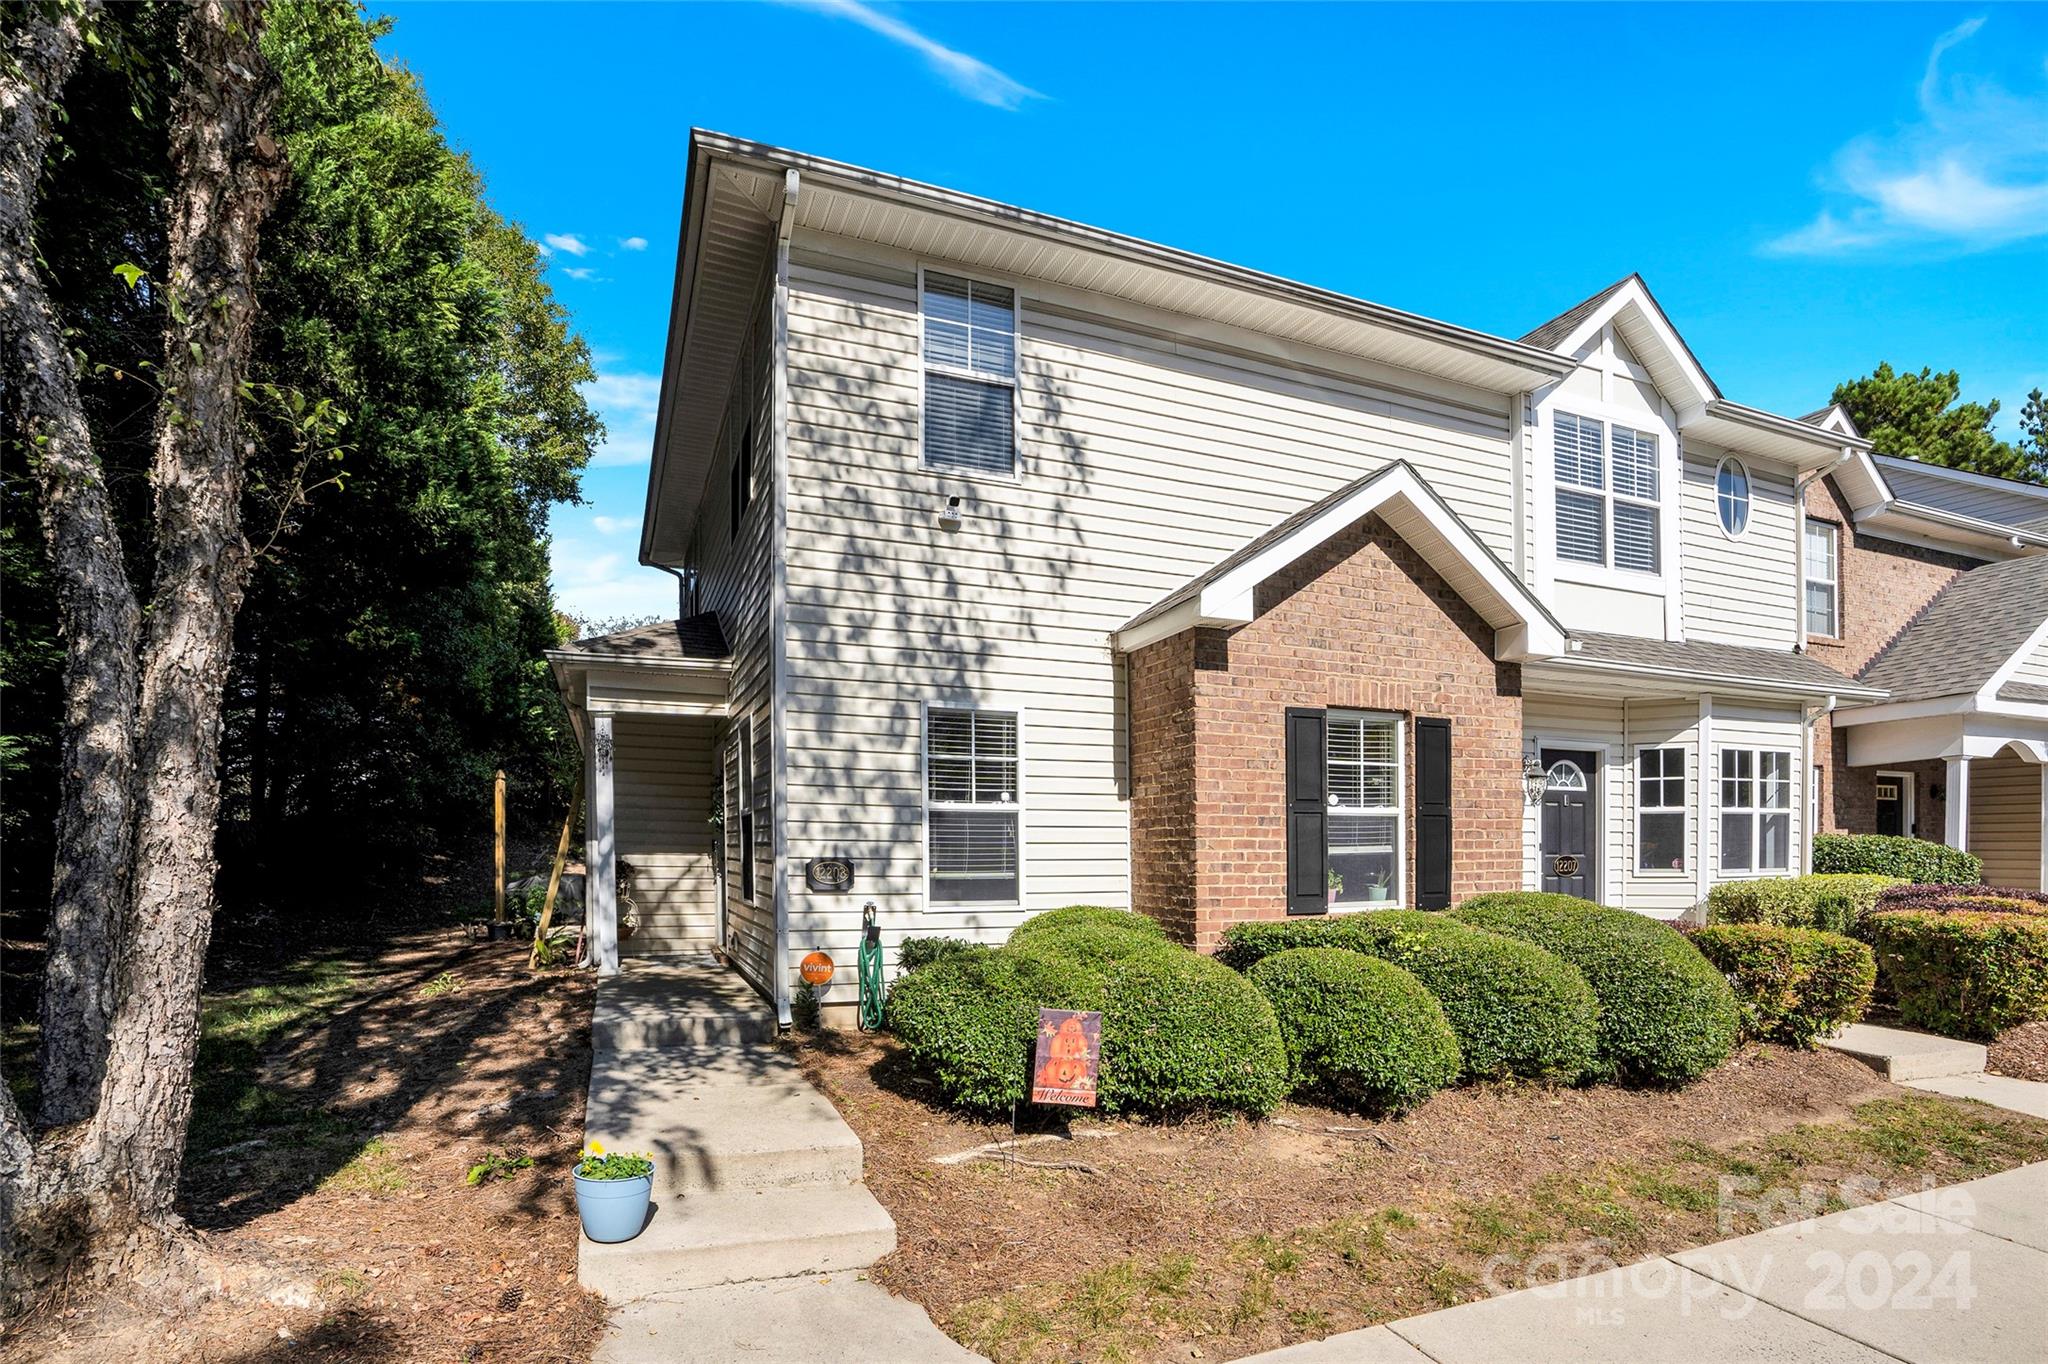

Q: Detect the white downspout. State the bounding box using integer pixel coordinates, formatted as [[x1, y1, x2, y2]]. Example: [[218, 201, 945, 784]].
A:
[[768, 168, 798, 1029]]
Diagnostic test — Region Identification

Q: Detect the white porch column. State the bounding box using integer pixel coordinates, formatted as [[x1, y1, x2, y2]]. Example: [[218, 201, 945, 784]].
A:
[[588, 710, 619, 976], [1944, 755, 1970, 853]]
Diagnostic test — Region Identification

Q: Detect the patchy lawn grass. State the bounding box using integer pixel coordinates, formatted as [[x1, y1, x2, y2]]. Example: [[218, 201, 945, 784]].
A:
[[793, 1031, 2048, 1364]]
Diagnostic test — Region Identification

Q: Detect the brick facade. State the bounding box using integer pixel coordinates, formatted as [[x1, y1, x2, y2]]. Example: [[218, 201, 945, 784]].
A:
[[1128, 513, 1523, 952], [1803, 473, 1979, 838]]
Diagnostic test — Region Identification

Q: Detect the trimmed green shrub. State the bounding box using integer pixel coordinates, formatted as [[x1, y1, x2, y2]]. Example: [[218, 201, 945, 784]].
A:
[[1246, 948, 1461, 1114], [1705, 875, 1903, 935], [1010, 921, 1174, 975], [1008, 906, 1168, 952], [1214, 918, 1353, 972], [1689, 924, 1876, 1047], [1450, 893, 1740, 1086], [1094, 948, 1289, 1116], [897, 935, 979, 973], [1864, 910, 2048, 1040], [1812, 833, 1982, 885], [883, 947, 1097, 1113]]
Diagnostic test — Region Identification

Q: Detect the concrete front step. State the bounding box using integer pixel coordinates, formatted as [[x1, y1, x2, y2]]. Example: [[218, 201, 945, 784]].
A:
[[586, 1043, 863, 1196], [1821, 1022, 1987, 1081], [578, 1184, 898, 1301], [597, 1276, 983, 1363], [593, 956, 777, 1051]]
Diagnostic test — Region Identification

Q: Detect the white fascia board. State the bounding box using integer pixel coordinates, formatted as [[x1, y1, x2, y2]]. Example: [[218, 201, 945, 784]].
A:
[[1830, 693, 1978, 727], [1545, 279, 1716, 415], [1978, 615, 2048, 710], [1543, 657, 1881, 703]]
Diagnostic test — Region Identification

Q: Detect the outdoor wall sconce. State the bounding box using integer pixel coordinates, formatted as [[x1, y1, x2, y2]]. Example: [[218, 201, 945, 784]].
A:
[[936, 495, 963, 530], [1521, 753, 1547, 806]]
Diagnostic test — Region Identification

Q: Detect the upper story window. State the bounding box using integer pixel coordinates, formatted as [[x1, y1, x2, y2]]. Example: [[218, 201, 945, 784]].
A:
[[1804, 518, 1839, 638], [922, 271, 1017, 476], [1554, 411, 1660, 574], [1716, 458, 1751, 537]]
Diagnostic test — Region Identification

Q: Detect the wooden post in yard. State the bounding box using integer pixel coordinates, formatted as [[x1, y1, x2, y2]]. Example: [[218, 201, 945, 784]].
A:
[[529, 773, 582, 969], [493, 768, 508, 930]]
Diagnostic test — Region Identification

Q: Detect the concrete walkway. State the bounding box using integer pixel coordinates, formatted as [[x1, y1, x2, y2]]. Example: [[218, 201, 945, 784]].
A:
[[582, 957, 963, 1363], [1821, 1019, 2048, 1119], [1251, 1163, 2048, 1363]]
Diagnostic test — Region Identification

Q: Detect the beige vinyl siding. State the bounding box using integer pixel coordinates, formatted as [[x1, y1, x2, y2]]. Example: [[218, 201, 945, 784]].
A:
[[1707, 703, 1806, 883], [1970, 753, 2046, 891], [1680, 444, 1799, 650], [614, 714, 719, 954], [2011, 632, 2048, 690], [675, 277, 778, 997], [1522, 694, 1628, 908], [1622, 698, 1701, 917], [781, 231, 1517, 966]]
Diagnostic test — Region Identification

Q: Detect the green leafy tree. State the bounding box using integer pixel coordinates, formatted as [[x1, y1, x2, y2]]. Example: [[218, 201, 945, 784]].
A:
[[1831, 363, 2039, 485], [2020, 387, 2047, 481]]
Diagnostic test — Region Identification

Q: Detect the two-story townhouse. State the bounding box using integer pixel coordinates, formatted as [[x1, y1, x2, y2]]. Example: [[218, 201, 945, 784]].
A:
[[546, 133, 2046, 1026], [1795, 435, 2048, 888]]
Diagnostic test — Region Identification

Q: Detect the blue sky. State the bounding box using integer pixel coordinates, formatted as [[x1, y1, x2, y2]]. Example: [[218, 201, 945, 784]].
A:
[[377, 1, 2048, 623]]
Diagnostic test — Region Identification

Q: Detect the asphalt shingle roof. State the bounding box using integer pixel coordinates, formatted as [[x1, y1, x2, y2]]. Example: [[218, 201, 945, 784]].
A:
[[1858, 556, 2048, 702], [1520, 277, 1635, 350], [554, 612, 729, 664], [1568, 632, 1875, 694]]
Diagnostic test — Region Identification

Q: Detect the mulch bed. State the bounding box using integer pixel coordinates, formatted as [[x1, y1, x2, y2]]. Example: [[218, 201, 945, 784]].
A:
[[791, 1030, 2048, 1364], [1989, 1021, 2048, 1082], [6, 929, 605, 1364]]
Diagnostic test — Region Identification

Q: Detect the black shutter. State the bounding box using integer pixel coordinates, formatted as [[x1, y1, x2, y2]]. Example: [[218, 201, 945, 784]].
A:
[[1415, 717, 1452, 910], [1285, 708, 1328, 916]]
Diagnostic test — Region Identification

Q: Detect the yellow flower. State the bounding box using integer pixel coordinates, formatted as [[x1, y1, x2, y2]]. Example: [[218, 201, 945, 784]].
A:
[[588, 1140, 605, 1156]]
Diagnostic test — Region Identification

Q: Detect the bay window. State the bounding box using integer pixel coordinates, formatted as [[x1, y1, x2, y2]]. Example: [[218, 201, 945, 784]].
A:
[[1636, 746, 1687, 872], [1720, 748, 1793, 873]]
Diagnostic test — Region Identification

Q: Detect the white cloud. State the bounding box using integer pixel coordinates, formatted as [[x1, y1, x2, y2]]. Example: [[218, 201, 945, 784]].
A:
[[619, 236, 649, 251], [548, 540, 678, 622], [777, 0, 1041, 110], [543, 232, 592, 257], [591, 514, 639, 536], [563, 266, 599, 281], [1765, 19, 2048, 257], [580, 370, 662, 467]]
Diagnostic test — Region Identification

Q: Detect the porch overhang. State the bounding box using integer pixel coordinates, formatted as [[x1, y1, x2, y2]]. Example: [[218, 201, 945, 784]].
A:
[[1112, 461, 1568, 664], [1522, 632, 1884, 705], [545, 614, 733, 734]]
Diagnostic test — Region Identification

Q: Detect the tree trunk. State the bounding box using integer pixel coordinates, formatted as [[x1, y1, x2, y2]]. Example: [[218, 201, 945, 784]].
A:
[[0, 0, 138, 1132], [81, 0, 287, 1223]]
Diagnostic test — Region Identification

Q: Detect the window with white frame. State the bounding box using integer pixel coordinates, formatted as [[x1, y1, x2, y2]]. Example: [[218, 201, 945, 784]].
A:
[[926, 708, 1020, 904], [1719, 748, 1792, 873], [921, 272, 1017, 475], [1717, 458, 1751, 537], [1637, 746, 1687, 872], [1804, 518, 1839, 638], [1327, 712, 1402, 906], [1554, 411, 1660, 573]]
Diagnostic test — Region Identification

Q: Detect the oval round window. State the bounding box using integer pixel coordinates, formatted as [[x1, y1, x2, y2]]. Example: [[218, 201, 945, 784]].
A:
[[1717, 458, 1751, 537]]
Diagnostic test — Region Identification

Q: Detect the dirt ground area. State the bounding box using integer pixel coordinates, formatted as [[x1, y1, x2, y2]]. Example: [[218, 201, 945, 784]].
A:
[[792, 1031, 2048, 1364], [3, 926, 604, 1364], [1989, 1020, 2048, 1082]]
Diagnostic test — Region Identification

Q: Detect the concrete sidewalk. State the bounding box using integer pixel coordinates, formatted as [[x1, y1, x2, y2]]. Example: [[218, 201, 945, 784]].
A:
[[1245, 1162, 2048, 1364]]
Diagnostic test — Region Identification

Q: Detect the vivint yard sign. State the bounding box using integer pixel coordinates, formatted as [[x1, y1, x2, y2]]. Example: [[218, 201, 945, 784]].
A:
[[1031, 1008, 1102, 1107]]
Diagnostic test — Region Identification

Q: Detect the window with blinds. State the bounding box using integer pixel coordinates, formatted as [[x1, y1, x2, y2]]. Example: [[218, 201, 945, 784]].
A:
[[922, 272, 1017, 475], [1719, 747, 1792, 873], [926, 707, 1020, 904], [1554, 411, 1660, 573], [1804, 519, 1839, 638], [1636, 746, 1686, 872], [1327, 711, 1402, 907]]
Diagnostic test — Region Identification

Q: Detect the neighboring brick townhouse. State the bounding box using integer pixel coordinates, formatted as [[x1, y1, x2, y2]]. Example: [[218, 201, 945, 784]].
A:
[[545, 133, 2048, 1023]]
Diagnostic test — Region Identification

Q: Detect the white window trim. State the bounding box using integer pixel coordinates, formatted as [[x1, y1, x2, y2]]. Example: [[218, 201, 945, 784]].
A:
[[914, 264, 1024, 485], [1324, 709, 1406, 913], [1634, 744, 1690, 878], [919, 699, 1028, 913], [1715, 456, 1753, 541], [1718, 746, 1796, 876], [1804, 517, 1841, 640], [1536, 392, 1680, 604]]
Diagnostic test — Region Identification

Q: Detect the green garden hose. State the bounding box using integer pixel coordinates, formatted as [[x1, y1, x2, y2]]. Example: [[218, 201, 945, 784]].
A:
[[858, 901, 886, 1031]]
